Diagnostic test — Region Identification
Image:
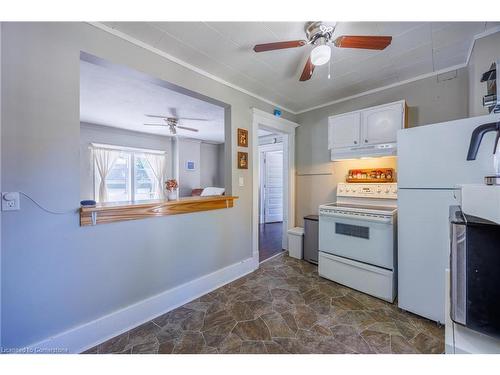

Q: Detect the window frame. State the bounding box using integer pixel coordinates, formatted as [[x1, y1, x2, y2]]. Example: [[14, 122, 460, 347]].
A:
[[91, 143, 167, 203]]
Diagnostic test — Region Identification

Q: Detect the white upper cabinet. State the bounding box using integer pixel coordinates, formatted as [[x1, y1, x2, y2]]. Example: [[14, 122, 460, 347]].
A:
[[328, 100, 406, 160], [360, 101, 405, 145], [328, 112, 361, 149]]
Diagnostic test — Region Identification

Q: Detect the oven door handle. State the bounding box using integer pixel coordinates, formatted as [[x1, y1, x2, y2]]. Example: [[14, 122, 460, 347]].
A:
[[320, 211, 393, 224]]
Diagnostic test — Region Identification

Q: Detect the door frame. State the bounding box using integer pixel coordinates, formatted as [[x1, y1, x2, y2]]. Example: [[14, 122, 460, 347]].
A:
[[259, 143, 284, 224], [251, 108, 299, 264]]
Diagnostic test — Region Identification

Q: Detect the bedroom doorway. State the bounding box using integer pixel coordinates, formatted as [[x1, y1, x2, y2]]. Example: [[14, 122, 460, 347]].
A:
[[251, 108, 299, 265], [258, 135, 284, 262]]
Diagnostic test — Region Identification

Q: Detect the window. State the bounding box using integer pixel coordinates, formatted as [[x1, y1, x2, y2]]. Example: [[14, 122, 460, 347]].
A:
[[93, 144, 166, 203], [105, 153, 131, 202], [134, 156, 155, 201]]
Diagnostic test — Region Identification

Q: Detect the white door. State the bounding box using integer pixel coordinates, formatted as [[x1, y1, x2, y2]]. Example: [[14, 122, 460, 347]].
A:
[[361, 102, 403, 145], [398, 188, 459, 323], [328, 112, 361, 149], [264, 150, 283, 223]]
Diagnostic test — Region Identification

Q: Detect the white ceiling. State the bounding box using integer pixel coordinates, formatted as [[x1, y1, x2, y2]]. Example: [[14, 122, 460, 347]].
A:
[[100, 21, 500, 113], [80, 60, 225, 142]]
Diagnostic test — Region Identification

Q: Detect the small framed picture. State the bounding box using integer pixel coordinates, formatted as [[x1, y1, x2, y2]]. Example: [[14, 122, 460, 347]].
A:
[[185, 161, 196, 171], [237, 128, 248, 147], [237, 152, 248, 169]]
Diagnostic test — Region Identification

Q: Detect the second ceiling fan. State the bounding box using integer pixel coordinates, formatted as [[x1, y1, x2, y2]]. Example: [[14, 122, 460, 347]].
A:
[[253, 22, 392, 81], [144, 107, 210, 135]]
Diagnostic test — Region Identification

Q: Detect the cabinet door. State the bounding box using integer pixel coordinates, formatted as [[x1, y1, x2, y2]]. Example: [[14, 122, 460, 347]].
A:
[[328, 112, 361, 149], [361, 102, 404, 145]]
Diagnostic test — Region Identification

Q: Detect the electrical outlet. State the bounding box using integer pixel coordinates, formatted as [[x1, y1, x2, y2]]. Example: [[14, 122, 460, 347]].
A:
[[2, 192, 20, 211]]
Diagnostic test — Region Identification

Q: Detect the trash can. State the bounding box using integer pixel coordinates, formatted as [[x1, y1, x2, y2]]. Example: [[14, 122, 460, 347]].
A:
[[304, 215, 319, 264], [287, 227, 304, 259]]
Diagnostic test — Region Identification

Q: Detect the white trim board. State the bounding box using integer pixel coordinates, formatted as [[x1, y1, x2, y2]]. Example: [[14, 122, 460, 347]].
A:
[[88, 22, 500, 116], [251, 108, 299, 264], [25, 256, 258, 354]]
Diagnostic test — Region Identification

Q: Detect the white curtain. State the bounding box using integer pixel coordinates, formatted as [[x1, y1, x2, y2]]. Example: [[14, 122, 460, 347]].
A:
[[145, 153, 167, 199], [93, 148, 120, 202]]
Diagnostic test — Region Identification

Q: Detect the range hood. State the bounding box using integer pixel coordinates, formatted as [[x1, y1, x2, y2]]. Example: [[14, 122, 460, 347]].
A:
[[482, 60, 500, 113], [331, 142, 397, 160]]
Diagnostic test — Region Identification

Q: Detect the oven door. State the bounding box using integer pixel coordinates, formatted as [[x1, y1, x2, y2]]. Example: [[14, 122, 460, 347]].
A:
[[319, 210, 395, 270]]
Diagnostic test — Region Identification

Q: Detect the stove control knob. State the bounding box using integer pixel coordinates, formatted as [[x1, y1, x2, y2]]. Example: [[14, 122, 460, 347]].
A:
[[377, 187, 382, 193], [385, 187, 390, 193], [392, 187, 398, 194]]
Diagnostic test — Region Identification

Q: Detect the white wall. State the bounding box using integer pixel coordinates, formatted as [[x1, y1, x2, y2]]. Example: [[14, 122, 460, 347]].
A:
[[177, 138, 201, 197], [200, 142, 224, 188], [0, 22, 296, 349], [177, 139, 224, 197], [80, 122, 174, 200], [295, 68, 469, 226], [468, 31, 500, 117]]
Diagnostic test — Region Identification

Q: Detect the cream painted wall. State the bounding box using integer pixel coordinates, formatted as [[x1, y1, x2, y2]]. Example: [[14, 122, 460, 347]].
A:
[[468, 31, 500, 117], [295, 157, 397, 227], [295, 68, 469, 226]]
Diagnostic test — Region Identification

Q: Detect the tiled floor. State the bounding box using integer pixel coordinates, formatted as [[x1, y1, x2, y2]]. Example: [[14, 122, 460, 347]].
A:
[[84, 253, 444, 354], [259, 222, 284, 262]]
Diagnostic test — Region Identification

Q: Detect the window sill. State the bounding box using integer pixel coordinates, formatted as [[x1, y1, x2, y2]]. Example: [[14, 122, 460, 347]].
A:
[[80, 196, 238, 226]]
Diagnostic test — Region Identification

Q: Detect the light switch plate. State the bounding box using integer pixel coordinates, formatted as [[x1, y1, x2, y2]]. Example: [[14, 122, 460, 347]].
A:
[[2, 192, 20, 211], [239, 176, 244, 187]]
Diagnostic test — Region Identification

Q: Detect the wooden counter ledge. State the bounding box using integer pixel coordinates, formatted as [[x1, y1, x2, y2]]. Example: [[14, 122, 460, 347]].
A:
[[80, 195, 239, 226]]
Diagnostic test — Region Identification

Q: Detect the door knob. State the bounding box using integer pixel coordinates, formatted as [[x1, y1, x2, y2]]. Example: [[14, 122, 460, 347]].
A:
[[364, 139, 368, 143], [354, 140, 358, 144]]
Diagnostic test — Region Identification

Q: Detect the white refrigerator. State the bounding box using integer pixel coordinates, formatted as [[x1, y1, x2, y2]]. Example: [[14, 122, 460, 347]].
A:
[[397, 113, 500, 323]]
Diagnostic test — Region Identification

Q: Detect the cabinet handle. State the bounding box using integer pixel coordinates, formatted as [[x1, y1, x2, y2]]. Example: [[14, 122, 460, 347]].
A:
[[353, 140, 358, 144]]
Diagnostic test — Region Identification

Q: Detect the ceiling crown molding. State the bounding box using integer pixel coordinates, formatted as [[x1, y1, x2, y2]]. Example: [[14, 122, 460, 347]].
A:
[[87, 22, 296, 114], [88, 22, 500, 116]]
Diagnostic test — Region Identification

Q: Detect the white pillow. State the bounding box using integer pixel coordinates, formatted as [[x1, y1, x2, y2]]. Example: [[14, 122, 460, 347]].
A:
[[200, 187, 225, 197]]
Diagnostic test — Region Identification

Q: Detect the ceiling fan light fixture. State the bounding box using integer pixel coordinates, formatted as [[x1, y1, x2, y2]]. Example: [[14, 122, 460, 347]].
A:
[[310, 44, 331, 66]]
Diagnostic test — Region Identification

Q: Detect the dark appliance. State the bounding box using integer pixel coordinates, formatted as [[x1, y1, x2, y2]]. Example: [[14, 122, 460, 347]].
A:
[[304, 215, 319, 264], [450, 205, 500, 339]]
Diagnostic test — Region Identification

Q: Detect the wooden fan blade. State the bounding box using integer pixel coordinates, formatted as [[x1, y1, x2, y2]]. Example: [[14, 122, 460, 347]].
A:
[[254, 40, 306, 52], [143, 123, 166, 126], [177, 126, 199, 132], [333, 35, 392, 50], [299, 57, 315, 82]]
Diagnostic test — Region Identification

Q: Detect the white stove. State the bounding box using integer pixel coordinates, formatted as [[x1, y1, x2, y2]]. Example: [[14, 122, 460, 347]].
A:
[[318, 183, 398, 302]]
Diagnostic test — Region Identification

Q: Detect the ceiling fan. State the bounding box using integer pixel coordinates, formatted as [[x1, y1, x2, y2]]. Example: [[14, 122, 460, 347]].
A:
[[144, 107, 209, 135], [253, 22, 392, 81]]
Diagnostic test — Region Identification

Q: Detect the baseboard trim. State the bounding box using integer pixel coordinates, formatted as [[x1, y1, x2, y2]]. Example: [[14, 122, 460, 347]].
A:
[[26, 256, 258, 354], [259, 251, 286, 264]]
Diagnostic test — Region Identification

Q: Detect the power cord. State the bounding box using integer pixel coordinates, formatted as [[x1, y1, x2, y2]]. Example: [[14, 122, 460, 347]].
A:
[[19, 192, 77, 215]]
